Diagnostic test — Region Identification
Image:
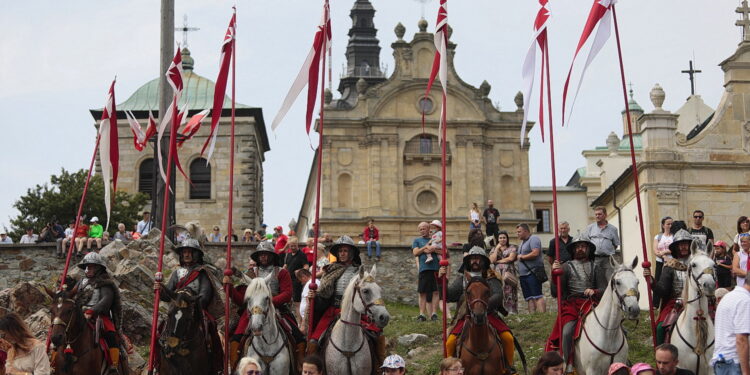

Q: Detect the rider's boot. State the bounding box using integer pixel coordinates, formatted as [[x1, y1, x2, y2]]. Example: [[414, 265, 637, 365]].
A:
[[295, 342, 306, 370], [306, 340, 319, 356], [376, 334, 387, 365], [107, 348, 120, 374], [446, 334, 458, 357], [230, 337, 243, 370], [500, 331, 515, 370]]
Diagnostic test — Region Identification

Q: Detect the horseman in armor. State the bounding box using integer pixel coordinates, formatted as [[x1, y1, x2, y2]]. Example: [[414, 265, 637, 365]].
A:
[[156, 238, 224, 370], [224, 240, 306, 368], [441, 246, 516, 370], [545, 236, 607, 370], [307, 235, 387, 364], [74, 252, 123, 374], [645, 228, 693, 345]]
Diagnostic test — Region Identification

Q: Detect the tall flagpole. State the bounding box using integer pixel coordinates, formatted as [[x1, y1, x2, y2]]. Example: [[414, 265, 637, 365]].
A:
[[439, 97, 449, 358], [147, 96, 179, 375], [45, 134, 101, 351], [611, 5, 657, 348], [223, 6, 237, 374], [308, 5, 328, 340]]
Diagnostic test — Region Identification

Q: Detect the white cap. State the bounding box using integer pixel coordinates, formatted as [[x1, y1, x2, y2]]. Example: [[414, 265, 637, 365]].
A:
[[430, 219, 442, 228], [90, 216, 99, 223]]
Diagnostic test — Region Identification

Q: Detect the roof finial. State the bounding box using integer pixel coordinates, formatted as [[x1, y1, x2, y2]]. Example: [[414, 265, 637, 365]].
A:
[[176, 15, 200, 48], [681, 60, 702, 96], [628, 82, 635, 100], [737, 1, 750, 42]]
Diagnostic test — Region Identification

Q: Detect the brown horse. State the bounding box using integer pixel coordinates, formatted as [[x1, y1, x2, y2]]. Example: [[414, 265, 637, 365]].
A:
[[46, 287, 130, 375], [458, 273, 508, 375], [157, 288, 221, 375]]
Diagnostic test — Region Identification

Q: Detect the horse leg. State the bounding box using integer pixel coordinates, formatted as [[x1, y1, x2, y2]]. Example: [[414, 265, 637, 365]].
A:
[[561, 321, 576, 366]]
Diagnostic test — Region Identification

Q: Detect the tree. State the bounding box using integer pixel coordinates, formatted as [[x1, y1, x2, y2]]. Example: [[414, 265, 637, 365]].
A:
[[9, 168, 149, 239]]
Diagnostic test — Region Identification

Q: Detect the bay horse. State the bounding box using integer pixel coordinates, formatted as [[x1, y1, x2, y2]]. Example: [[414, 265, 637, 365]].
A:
[[158, 288, 219, 375], [458, 272, 507, 375], [574, 256, 641, 375], [325, 265, 390, 375], [46, 287, 130, 375], [670, 241, 716, 375], [241, 273, 293, 375]]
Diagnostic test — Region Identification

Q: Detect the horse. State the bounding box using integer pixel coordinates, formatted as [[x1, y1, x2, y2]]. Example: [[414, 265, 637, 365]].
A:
[[325, 265, 390, 375], [669, 240, 716, 375], [240, 272, 293, 375], [458, 272, 507, 375], [45, 286, 130, 375], [574, 256, 641, 375], [158, 288, 218, 375]]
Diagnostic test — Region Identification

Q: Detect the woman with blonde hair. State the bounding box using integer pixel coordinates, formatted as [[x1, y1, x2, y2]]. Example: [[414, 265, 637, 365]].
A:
[[0, 313, 50, 375], [438, 357, 464, 374], [468, 203, 482, 230], [235, 356, 262, 375]]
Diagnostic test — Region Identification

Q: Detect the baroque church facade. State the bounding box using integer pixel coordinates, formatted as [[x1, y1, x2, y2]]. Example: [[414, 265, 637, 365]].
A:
[[298, 0, 537, 244], [90, 48, 270, 232]]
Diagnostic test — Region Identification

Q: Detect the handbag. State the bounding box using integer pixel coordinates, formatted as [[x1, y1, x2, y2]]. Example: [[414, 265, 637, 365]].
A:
[[520, 259, 548, 284]]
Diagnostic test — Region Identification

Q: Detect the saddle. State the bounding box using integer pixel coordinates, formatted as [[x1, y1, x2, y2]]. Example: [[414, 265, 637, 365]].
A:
[[663, 300, 685, 343]]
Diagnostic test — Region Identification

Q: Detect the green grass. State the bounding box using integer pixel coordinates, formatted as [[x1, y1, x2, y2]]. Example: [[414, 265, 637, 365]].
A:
[[383, 302, 657, 375]]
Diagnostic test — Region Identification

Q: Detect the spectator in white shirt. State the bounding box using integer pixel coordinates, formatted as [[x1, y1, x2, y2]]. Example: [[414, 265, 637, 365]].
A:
[[297, 268, 318, 331], [19, 228, 38, 244], [711, 277, 750, 374], [0, 231, 12, 244], [136, 211, 153, 236]]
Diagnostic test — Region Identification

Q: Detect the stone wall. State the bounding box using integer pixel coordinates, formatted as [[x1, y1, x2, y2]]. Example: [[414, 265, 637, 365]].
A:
[[0, 242, 465, 305]]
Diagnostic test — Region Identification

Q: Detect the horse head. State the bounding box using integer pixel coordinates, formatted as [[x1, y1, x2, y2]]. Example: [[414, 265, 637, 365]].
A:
[[244, 273, 276, 336], [350, 265, 390, 329], [608, 256, 641, 320], [464, 272, 490, 325], [687, 239, 716, 298], [161, 288, 201, 358], [45, 285, 80, 349]]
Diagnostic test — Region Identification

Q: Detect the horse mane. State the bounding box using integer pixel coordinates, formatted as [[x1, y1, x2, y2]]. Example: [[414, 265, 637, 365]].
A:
[[244, 277, 276, 317], [340, 272, 363, 315]]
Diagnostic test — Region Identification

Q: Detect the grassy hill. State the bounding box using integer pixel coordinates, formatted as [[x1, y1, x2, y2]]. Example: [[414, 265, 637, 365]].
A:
[[383, 302, 656, 374]]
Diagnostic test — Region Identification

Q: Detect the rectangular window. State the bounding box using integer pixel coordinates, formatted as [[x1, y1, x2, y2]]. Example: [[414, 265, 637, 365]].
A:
[[420, 137, 432, 154], [536, 209, 551, 233]]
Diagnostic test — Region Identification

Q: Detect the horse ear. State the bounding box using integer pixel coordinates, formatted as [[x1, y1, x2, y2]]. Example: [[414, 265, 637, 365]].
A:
[[44, 285, 56, 299], [358, 265, 366, 280], [609, 255, 618, 269], [631, 256, 639, 270], [690, 238, 700, 256], [263, 270, 274, 284], [369, 264, 377, 278]]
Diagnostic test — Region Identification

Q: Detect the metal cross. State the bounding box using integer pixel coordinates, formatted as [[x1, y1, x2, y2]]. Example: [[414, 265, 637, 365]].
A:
[[681, 60, 702, 96], [175, 15, 199, 48], [737, 0, 750, 42]]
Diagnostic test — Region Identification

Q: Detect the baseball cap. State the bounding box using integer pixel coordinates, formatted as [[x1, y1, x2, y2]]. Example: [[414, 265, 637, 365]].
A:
[[713, 240, 728, 249], [380, 354, 405, 369], [430, 220, 442, 228], [608, 363, 630, 375], [90, 216, 99, 223], [630, 363, 654, 374], [275, 226, 283, 231]]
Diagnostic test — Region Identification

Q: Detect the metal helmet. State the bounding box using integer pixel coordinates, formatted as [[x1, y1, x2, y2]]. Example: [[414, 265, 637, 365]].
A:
[[668, 229, 694, 257], [173, 238, 205, 264], [567, 236, 597, 260], [462, 246, 489, 271], [77, 252, 108, 271], [329, 235, 361, 265], [250, 240, 279, 265]]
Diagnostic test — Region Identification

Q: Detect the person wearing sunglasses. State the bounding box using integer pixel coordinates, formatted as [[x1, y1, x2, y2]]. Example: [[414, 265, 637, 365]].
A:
[[235, 357, 262, 375], [688, 210, 714, 248], [380, 354, 406, 374], [439, 357, 465, 374]]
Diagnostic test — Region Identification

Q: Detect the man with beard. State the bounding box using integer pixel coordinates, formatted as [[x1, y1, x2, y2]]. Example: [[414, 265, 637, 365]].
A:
[[545, 237, 607, 370], [440, 247, 515, 370], [156, 238, 223, 371], [74, 252, 123, 374], [645, 229, 693, 345], [307, 236, 386, 363], [224, 240, 305, 368]]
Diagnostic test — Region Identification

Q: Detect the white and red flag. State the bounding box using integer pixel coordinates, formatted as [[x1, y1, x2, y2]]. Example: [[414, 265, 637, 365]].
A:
[[270, 0, 331, 135], [125, 110, 147, 151], [201, 13, 236, 164], [179, 109, 209, 147], [98, 79, 119, 230], [424, 0, 448, 143], [144, 111, 157, 143], [561, 0, 616, 126], [520, 0, 551, 144], [157, 49, 184, 184]]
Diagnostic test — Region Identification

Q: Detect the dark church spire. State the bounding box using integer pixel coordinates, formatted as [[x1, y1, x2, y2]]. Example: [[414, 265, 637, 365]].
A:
[[338, 0, 387, 105]]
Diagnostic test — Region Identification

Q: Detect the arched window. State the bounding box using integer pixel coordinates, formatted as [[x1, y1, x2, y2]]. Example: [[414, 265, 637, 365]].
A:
[[138, 158, 154, 194], [190, 158, 211, 199], [404, 134, 450, 155], [338, 174, 352, 208]]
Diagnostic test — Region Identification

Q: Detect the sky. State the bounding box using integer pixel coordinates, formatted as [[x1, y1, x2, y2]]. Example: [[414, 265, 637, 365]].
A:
[[0, 1, 741, 233]]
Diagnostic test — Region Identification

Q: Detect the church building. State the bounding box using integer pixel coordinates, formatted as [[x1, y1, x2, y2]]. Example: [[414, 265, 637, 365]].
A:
[[90, 48, 270, 232], [298, 0, 537, 244]]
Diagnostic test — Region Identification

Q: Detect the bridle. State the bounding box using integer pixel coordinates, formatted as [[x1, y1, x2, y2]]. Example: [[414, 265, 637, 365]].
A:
[[340, 276, 384, 327], [51, 297, 84, 347], [247, 301, 286, 375], [684, 260, 715, 304], [160, 290, 201, 358], [459, 277, 505, 374], [609, 269, 640, 317], [466, 278, 490, 324], [675, 256, 716, 375]]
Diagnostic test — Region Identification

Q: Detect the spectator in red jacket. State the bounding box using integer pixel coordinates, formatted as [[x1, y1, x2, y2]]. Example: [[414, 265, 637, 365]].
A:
[[274, 226, 289, 253], [364, 219, 381, 261]]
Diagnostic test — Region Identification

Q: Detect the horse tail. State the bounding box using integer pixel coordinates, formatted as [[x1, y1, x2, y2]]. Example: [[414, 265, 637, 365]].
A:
[[513, 335, 529, 375]]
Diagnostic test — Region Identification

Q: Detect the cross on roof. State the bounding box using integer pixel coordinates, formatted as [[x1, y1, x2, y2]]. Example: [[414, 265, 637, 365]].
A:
[[737, 0, 750, 41], [681, 60, 702, 96], [175, 15, 199, 48]]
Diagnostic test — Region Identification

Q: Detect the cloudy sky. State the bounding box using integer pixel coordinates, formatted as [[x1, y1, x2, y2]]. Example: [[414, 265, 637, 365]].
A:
[[0, 0, 741, 233]]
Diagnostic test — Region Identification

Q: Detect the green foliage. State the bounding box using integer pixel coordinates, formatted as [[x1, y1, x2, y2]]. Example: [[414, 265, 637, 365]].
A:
[[9, 168, 148, 238]]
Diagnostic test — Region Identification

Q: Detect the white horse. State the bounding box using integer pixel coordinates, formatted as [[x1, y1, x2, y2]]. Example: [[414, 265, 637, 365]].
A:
[[574, 256, 641, 375], [325, 265, 390, 375], [670, 241, 716, 375], [241, 273, 292, 375]]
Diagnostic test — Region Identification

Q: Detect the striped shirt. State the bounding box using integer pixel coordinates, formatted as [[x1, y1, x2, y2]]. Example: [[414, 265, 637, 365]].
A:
[[711, 286, 750, 365]]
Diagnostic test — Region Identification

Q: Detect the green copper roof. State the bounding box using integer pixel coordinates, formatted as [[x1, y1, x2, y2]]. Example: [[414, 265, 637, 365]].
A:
[[594, 134, 642, 151], [114, 48, 250, 112]]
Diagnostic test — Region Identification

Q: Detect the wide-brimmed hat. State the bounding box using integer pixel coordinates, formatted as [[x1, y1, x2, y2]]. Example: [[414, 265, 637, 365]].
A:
[[329, 235, 361, 265], [250, 240, 279, 264], [77, 252, 108, 271], [173, 238, 205, 264], [668, 229, 693, 256], [567, 236, 596, 260], [462, 246, 489, 271]]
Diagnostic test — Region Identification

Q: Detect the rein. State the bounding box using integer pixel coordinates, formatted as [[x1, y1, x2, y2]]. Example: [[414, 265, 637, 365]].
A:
[[340, 278, 384, 327], [674, 262, 715, 375], [160, 294, 202, 358]]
